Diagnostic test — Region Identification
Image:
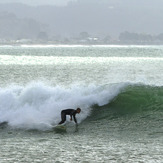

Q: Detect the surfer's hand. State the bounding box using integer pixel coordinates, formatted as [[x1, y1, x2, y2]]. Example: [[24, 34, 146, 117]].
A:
[[70, 118, 72, 121]]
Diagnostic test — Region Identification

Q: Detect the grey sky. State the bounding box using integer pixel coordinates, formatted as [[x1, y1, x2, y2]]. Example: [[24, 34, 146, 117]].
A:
[[0, 0, 76, 6]]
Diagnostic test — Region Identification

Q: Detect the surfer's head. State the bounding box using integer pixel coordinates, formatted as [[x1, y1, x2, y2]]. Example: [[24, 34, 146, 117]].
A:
[[76, 108, 81, 113]]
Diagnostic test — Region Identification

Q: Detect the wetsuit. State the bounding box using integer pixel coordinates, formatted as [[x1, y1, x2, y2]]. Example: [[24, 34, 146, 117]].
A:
[[58, 109, 78, 124]]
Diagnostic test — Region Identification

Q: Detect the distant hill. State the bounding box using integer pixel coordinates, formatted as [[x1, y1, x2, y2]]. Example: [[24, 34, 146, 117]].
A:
[[0, 11, 46, 40], [0, 0, 163, 40]]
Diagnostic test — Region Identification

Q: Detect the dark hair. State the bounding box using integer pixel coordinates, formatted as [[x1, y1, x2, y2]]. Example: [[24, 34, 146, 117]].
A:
[[77, 108, 81, 111]]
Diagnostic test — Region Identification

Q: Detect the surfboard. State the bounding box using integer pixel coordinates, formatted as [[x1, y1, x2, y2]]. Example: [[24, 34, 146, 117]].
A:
[[53, 124, 66, 130]]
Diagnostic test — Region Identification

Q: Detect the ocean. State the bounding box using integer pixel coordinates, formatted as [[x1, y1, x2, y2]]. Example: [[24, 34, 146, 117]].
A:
[[0, 45, 163, 162]]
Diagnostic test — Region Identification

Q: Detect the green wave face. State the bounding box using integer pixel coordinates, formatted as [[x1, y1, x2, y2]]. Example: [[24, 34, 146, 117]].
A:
[[89, 85, 163, 122], [109, 85, 163, 112]]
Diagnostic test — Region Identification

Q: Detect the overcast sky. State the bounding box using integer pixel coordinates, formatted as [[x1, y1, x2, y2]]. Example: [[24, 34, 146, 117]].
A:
[[0, 0, 163, 39], [0, 0, 76, 6]]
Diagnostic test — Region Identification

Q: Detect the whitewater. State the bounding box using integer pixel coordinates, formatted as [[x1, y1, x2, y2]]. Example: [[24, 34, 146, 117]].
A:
[[0, 45, 163, 162]]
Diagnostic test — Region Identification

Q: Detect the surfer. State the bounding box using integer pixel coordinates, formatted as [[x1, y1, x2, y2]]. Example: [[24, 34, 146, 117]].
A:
[[58, 108, 81, 125]]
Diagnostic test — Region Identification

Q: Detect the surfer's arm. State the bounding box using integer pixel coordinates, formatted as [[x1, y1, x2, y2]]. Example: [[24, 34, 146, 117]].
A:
[[73, 115, 77, 123], [70, 110, 75, 121], [70, 112, 73, 121], [70, 115, 72, 121]]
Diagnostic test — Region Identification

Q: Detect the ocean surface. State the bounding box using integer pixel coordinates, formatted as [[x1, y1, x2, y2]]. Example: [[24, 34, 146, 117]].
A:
[[0, 45, 163, 162]]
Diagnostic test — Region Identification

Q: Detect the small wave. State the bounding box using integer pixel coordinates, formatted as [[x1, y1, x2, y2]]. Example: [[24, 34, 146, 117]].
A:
[[20, 44, 90, 48]]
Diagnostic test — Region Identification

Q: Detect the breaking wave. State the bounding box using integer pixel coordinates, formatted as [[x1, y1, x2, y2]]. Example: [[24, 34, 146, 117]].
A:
[[0, 82, 162, 130]]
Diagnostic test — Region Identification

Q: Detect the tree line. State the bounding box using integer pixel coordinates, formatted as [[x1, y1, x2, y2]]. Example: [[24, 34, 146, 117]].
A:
[[119, 31, 163, 42]]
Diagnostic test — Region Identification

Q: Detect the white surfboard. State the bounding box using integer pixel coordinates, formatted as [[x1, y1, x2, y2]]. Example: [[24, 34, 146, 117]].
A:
[[53, 124, 66, 130]]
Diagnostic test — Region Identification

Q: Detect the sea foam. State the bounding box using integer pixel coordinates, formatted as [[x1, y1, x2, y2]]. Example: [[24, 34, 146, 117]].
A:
[[0, 82, 126, 130]]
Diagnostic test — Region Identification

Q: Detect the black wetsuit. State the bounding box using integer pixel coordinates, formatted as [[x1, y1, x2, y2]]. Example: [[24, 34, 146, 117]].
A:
[[58, 109, 78, 124]]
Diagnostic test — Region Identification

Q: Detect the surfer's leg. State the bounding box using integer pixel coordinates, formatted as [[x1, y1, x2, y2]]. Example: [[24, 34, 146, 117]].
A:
[[58, 112, 66, 124]]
